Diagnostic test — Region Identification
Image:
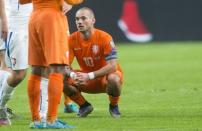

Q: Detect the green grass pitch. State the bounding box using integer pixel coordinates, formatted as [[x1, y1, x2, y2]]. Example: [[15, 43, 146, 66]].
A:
[[1, 42, 202, 131]]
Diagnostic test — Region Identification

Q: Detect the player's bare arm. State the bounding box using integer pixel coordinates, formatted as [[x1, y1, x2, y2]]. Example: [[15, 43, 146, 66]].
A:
[[0, 0, 8, 41], [93, 59, 117, 78], [0, 0, 2, 18]]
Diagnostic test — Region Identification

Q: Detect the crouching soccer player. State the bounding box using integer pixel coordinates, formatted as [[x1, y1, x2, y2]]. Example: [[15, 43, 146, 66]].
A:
[[63, 7, 124, 118]]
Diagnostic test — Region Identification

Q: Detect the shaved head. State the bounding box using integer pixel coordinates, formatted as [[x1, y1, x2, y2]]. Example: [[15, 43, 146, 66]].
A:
[[76, 7, 95, 19]]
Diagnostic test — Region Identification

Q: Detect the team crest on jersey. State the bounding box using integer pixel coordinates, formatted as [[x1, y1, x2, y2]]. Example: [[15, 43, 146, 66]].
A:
[[92, 44, 99, 54], [110, 40, 115, 48]]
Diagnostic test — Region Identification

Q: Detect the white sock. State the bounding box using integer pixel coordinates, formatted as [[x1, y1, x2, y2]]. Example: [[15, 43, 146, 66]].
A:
[[0, 79, 15, 109], [39, 77, 48, 121], [0, 70, 11, 97]]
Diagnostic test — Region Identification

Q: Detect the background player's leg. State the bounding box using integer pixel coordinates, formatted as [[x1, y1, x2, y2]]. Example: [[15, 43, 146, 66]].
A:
[[63, 95, 78, 113]]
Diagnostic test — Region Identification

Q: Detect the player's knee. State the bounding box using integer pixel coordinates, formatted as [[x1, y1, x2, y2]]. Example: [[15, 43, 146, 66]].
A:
[[31, 66, 46, 76], [16, 70, 27, 79], [107, 74, 122, 96], [63, 82, 78, 96], [48, 65, 70, 75], [107, 73, 121, 87], [9, 69, 27, 86]]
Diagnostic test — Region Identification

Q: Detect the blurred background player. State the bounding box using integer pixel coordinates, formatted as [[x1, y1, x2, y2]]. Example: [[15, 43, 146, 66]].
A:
[[19, 0, 84, 129], [63, 7, 124, 118], [0, 0, 32, 125], [118, 0, 152, 43]]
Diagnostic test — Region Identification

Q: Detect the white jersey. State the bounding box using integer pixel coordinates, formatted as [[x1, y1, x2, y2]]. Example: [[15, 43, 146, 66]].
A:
[[5, 0, 32, 31]]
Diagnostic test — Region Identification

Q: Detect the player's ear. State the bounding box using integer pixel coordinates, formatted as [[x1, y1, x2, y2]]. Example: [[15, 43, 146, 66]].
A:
[[92, 18, 96, 24]]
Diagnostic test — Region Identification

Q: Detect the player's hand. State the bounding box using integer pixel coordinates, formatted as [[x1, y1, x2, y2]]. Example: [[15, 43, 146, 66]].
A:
[[63, 2, 73, 14], [75, 72, 89, 86], [1, 19, 8, 41], [69, 72, 77, 80]]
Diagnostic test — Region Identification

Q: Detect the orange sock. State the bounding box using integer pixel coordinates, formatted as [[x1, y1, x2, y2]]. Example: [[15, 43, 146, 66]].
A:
[[109, 95, 120, 106], [64, 94, 73, 105], [27, 74, 41, 121], [47, 73, 63, 122], [70, 91, 86, 106]]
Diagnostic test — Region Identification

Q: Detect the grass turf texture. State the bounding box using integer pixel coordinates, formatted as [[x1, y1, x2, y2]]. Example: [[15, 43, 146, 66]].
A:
[[1, 42, 202, 131]]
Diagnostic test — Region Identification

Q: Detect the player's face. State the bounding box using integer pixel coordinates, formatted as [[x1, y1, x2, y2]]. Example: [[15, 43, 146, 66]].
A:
[[75, 10, 95, 32]]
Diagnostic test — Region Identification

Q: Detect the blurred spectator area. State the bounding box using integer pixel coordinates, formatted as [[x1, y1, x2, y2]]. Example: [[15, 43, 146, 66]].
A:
[[67, 0, 202, 42]]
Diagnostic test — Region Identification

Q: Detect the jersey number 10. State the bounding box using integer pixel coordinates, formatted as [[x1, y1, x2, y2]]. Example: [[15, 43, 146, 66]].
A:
[[83, 57, 94, 67]]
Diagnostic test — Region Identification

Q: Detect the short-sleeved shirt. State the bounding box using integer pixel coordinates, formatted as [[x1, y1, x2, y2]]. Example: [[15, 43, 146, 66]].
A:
[[69, 28, 122, 73]]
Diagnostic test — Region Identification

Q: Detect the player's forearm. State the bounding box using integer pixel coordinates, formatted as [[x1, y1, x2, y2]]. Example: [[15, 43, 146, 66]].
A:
[[0, 0, 8, 36], [93, 59, 117, 79], [18, 0, 32, 4], [0, 0, 6, 18], [0, 0, 3, 18], [64, 0, 83, 5]]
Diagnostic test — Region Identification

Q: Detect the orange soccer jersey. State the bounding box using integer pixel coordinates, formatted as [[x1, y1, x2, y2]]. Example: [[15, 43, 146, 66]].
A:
[[68, 29, 123, 93], [69, 29, 122, 73]]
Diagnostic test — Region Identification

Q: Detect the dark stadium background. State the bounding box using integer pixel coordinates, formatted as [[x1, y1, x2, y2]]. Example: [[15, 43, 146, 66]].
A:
[[67, 0, 202, 42]]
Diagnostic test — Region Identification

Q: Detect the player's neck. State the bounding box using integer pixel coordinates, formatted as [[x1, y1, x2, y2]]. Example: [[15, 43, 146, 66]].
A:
[[81, 28, 95, 40]]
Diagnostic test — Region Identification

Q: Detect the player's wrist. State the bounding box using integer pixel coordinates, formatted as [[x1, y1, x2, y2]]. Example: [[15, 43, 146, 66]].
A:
[[88, 72, 95, 80], [70, 72, 76, 79], [70, 72, 75, 77]]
